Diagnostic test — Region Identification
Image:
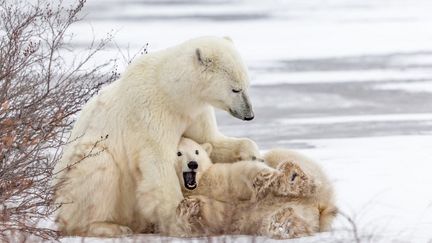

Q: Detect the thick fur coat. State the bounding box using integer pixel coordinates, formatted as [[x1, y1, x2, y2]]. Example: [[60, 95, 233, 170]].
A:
[[53, 37, 260, 237], [174, 138, 337, 239]]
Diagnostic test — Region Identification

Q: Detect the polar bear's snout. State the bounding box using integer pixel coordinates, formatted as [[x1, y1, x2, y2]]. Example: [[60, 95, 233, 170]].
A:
[[229, 92, 254, 121], [183, 161, 198, 190]]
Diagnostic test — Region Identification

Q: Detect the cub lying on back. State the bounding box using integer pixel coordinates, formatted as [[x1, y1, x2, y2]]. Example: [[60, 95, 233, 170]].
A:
[[174, 138, 337, 239], [175, 138, 279, 202]]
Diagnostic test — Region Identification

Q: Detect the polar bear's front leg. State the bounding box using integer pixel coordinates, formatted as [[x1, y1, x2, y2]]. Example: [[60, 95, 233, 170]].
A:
[[226, 161, 280, 201], [176, 197, 203, 235], [210, 135, 261, 163], [184, 106, 260, 163], [135, 152, 186, 236], [201, 161, 280, 202], [176, 195, 234, 236]]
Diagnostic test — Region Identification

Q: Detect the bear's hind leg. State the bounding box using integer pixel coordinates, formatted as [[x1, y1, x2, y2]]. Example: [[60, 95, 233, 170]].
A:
[[55, 146, 133, 236], [262, 206, 312, 239], [272, 161, 316, 197]]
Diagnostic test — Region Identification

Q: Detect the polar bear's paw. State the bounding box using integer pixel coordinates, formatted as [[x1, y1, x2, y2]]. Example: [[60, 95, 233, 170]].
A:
[[87, 222, 133, 237], [177, 197, 201, 222], [264, 207, 311, 239], [176, 197, 203, 234], [252, 170, 280, 201], [273, 161, 316, 197]]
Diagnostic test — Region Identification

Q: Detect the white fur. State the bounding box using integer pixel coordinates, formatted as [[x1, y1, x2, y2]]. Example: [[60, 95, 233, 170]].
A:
[[175, 138, 275, 202], [173, 139, 337, 238], [52, 36, 260, 237]]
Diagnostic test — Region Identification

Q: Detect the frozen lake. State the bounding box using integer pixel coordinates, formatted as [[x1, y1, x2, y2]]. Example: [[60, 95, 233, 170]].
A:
[[63, 0, 432, 242]]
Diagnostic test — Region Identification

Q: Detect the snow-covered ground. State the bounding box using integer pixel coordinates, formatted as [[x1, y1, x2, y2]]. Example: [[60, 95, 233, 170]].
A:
[[61, 0, 432, 242]]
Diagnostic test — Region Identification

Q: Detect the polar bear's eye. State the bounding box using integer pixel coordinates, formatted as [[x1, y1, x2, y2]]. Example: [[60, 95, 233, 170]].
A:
[[177, 152, 182, 156], [195, 150, 199, 155], [232, 89, 241, 93]]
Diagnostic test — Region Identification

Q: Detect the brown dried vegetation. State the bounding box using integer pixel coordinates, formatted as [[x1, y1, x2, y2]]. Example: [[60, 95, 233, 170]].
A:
[[0, 0, 117, 241]]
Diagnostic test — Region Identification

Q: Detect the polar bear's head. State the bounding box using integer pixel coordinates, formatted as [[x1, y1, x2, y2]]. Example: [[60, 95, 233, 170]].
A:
[[192, 37, 254, 120], [158, 36, 254, 121], [175, 137, 213, 191]]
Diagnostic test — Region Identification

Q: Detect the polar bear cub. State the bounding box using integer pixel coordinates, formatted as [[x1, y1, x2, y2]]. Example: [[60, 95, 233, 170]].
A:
[[174, 137, 337, 238], [175, 137, 279, 202]]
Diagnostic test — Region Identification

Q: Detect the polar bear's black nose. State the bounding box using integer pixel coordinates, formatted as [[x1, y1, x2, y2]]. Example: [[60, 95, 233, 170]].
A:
[[187, 161, 198, 170], [244, 115, 254, 121]]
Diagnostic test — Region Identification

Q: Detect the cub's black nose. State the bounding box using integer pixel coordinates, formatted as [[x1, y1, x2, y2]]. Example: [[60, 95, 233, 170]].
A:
[[187, 161, 198, 170]]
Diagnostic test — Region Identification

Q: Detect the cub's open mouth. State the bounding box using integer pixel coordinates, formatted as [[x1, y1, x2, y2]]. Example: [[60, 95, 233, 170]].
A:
[[183, 171, 197, 190]]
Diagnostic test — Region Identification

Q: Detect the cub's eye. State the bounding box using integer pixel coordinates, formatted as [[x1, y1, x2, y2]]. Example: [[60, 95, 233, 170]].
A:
[[232, 89, 241, 93], [177, 152, 182, 156], [195, 150, 199, 155]]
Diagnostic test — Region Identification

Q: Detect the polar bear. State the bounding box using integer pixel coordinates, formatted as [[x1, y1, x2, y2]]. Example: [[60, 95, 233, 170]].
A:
[[52, 36, 260, 237], [174, 138, 337, 239], [175, 138, 281, 203]]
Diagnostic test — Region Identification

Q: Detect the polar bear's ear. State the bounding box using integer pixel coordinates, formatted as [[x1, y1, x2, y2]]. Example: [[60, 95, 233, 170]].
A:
[[223, 36, 233, 43], [200, 143, 213, 155], [195, 48, 213, 67]]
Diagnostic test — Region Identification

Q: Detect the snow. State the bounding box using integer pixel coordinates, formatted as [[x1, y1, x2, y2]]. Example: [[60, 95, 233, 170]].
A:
[[58, 0, 432, 242], [295, 135, 432, 242]]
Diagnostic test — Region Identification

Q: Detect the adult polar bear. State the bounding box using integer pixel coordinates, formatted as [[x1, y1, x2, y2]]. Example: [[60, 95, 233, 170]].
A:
[[53, 36, 259, 237]]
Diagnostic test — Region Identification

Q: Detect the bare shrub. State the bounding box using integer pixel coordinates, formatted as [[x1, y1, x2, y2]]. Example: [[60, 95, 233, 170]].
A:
[[0, 0, 118, 241]]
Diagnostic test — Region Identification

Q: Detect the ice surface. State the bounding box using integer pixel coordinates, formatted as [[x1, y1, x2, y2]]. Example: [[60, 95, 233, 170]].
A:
[[374, 81, 432, 94]]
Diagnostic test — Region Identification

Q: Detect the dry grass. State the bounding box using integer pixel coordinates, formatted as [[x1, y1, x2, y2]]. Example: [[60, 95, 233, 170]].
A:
[[0, 0, 117, 241]]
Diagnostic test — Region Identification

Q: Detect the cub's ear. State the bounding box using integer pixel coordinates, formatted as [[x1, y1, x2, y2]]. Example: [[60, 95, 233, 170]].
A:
[[195, 48, 213, 67], [200, 143, 213, 155], [223, 36, 233, 43]]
